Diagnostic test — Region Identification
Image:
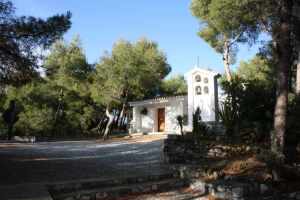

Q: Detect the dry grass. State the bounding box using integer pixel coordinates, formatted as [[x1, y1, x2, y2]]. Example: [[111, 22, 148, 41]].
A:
[[222, 155, 274, 182], [96, 134, 166, 144]]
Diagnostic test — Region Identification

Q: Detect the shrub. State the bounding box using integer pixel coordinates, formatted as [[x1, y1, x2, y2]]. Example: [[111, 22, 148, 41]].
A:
[[3, 100, 21, 139], [15, 105, 55, 137], [140, 107, 148, 115], [176, 115, 187, 136], [220, 75, 275, 138], [192, 107, 208, 138], [218, 100, 238, 136]]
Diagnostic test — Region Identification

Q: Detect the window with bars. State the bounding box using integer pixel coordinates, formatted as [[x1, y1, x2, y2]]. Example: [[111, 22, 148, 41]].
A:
[[195, 86, 202, 95]]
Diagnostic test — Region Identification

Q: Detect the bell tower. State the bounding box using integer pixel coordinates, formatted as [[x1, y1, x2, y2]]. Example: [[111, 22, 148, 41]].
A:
[[185, 67, 219, 130]]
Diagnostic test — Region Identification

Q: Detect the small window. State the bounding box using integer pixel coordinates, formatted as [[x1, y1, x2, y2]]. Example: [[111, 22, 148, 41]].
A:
[[204, 77, 209, 83], [195, 75, 201, 82], [195, 86, 202, 95], [204, 86, 209, 94]]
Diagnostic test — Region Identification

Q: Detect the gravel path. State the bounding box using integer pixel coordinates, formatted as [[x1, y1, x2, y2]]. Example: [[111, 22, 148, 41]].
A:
[[0, 135, 168, 186]]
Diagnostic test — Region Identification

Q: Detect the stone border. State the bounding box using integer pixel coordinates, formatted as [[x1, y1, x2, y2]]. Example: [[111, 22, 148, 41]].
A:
[[48, 172, 188, 200]]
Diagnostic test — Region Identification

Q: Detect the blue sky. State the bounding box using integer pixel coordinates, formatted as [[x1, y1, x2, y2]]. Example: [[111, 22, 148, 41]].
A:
[[13, 0, 261, 76]]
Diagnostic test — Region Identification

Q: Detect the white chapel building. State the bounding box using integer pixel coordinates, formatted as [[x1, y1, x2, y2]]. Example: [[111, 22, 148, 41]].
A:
[[129, 67, 220, 134]]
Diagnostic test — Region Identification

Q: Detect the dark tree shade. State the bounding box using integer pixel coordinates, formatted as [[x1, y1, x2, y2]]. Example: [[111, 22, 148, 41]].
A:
[[0, 0, 72, 86]]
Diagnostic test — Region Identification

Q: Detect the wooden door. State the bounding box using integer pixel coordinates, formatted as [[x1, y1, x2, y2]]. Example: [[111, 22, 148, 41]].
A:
[[157, 108, 165, 132]]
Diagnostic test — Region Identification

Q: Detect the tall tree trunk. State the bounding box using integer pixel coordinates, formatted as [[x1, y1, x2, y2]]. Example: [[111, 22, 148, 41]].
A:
[[114, 109, 121, 128], [7, 124, 13, 140], [103, 107, 114, 140], [296, 51, 300, 95], [96, 116, 105, 135], [272, 0, 293, 156], [122, 113, 127, 127], [294, 2, 300, 95], [118, 103, 126, 127], [118, 90, 128, 127], [223, 39, 232, 82], [100, 118, 108, 134]]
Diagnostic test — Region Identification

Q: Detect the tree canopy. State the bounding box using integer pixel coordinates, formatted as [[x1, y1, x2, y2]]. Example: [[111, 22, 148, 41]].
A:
[[237, 55, 275, 87], [4, 37, 97, 137], [0, 0, 72, 86], [44, 37, 93, 96], [190, 0, 260, 81], [159, 75, 187, 96], [92, 38, 171, 106]]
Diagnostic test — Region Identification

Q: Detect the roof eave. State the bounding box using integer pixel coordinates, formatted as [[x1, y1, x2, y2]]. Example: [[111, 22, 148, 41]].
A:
[[129, 95, 187, 107]]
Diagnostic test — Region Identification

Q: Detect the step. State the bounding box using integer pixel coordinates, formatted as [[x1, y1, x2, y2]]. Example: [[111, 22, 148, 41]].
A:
[[48, 172, 176, 194], [49, 178, 188, 200]]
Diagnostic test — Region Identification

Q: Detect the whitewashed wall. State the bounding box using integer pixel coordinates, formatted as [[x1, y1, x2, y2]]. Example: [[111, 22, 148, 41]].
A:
[[165, 97, 187, 134], [132, 106, 156, 133], [130, 96, 187, 134]]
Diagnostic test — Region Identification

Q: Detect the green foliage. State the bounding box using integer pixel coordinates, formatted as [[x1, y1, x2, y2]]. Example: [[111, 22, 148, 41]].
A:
[[159, 75, 187, 96], [0, 0, 72, 86], [2, 38, 98, 137], [191, 0, 259, 35], [44, 37, 93, 94], [5, 82, 57, 136], [238, 55, 275, 88], [0, 2, 173, 138], [176, 115, 183, 123], [6, 81, 99, 137], [236, 56, 276, 130], [0, 36, 172, 138], [140, 107, 148, 115], [220, 72, 276, 138], [16, 104, 55, 137], [90, 38, 171, 138], [176, 115, 184, 136], [92, 38, 171, 106], [218, 100, 239, 136], [190, 0, 260, 62], [192, 107, 208, 138]]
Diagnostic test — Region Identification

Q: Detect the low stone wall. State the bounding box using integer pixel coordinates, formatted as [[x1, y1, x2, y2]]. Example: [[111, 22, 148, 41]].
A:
[[163, 135, 300, 200], [178, 165, 271, 200], [163, 135, 202, 164], [170, 164, 300, 200], [163, 134, 252, 164]]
